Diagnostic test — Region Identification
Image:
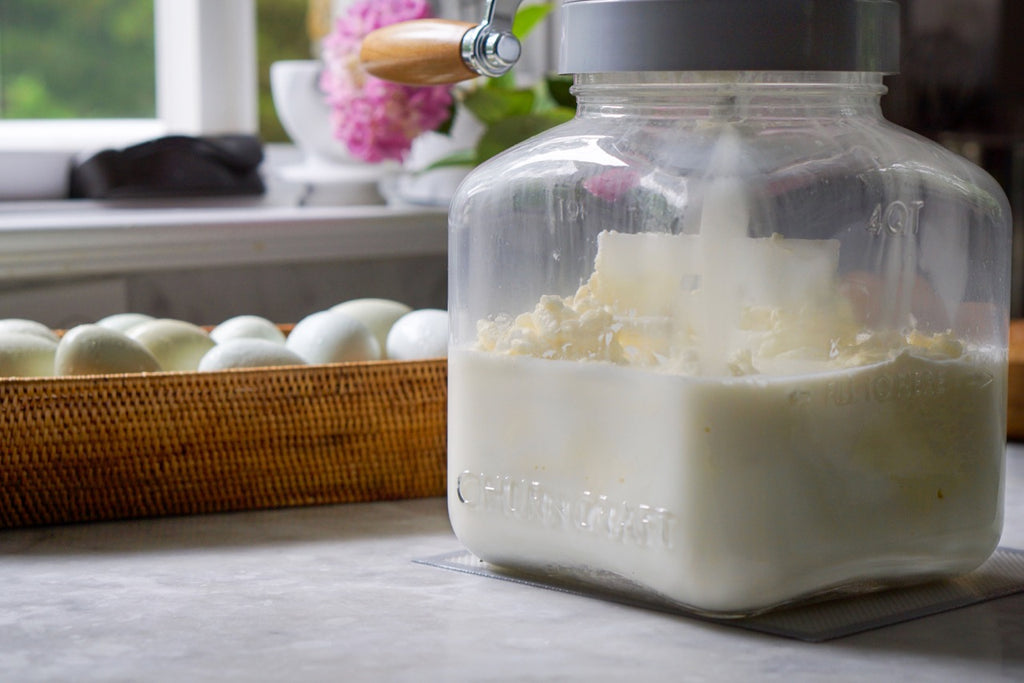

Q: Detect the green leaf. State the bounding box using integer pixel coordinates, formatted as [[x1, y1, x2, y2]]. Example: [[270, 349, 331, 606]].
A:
[[421, 148, 479, 171], [487, 71, 517, 91], [545, 74, 576, 109], [434, 99, 457, 136], [462, 86, 535, 125], [475, 107, 575, 162], [512, 3, 554, 40]]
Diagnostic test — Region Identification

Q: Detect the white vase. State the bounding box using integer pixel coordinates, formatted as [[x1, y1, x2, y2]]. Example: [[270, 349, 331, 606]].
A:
[[270, 59, 353, 166], [269, 59, 396, 205]]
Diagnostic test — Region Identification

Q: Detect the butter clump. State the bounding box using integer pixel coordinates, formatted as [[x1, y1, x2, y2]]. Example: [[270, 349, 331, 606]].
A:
[[476, 230, 964, 376]]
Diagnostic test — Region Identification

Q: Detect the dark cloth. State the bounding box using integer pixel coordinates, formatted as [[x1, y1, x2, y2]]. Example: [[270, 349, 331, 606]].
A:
[[70, 134, 264, 199]]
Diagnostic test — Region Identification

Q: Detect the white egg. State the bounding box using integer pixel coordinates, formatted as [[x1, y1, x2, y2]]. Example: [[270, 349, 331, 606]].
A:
[[331, 298, 411, 358], [0, 331, 58, 377], [198, 339, 307, 371], [209, 315, 286, 345], [95, 312, 155, 334], [127, 319, 215, 372], [385, 309, 449, 360], [285, 309, 380, 364], [55, 324, 162, 376], [0, 318, 58, 342]]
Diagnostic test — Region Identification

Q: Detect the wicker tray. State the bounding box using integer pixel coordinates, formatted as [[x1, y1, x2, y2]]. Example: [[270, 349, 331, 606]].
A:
[[1008, 320, 1024, 440], [0, 358, 447, 528]]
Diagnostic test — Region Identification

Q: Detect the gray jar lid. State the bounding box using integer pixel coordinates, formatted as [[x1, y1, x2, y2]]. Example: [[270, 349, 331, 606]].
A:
[[558, 0, 900, 74]]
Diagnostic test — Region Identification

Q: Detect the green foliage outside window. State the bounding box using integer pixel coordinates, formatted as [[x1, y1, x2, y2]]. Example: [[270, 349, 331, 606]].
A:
[[0, 0, 155, 119], [0, 0, 311, 143], [256, 0, 313, 143]]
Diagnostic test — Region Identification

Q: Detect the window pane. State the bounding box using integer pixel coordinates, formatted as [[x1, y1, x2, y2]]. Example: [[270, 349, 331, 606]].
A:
[[0, 0, 155, 120], [256, 0, 310, 143]]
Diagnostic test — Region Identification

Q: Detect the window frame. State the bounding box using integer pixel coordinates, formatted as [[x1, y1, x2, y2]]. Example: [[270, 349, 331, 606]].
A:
[[0, 0, 257, 153]]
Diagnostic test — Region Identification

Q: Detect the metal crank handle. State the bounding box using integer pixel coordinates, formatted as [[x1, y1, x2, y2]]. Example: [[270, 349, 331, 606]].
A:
[[359, 0, 524, 85]]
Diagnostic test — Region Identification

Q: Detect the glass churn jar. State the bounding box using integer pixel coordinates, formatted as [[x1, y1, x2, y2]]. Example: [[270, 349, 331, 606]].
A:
[[365, 0, 1012, 616]]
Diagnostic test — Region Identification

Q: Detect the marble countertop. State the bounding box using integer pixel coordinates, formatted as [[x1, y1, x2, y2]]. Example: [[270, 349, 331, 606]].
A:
[[4, 448, 1024, 682]]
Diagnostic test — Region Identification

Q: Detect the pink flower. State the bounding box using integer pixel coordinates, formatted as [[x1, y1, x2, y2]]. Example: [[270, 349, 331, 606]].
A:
[[583, 168, 640, 202], [319, 0, 453, 163]]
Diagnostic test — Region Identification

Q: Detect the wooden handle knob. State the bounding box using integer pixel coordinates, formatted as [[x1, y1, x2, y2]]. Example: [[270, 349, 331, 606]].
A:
[[359, 19, 479, 85]]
